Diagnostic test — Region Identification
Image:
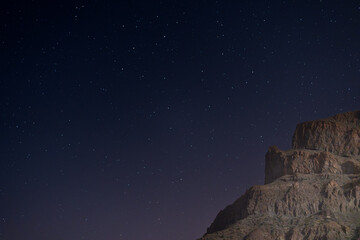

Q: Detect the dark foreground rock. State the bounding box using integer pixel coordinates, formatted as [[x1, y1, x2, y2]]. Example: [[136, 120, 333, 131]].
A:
[[199, 111, 360, 240]]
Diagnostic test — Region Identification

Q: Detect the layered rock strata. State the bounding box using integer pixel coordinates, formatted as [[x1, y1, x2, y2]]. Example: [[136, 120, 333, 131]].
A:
[[199, 111, 360, 240]]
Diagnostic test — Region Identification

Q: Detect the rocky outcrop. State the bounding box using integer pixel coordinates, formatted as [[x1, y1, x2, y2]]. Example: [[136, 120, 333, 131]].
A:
[[199, 111, 360, 240], [265, 147, 360, 184], [292, 111, 360, 156]]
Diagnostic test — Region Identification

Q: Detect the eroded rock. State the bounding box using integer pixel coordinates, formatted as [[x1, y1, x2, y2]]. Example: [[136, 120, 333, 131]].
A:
[[292, 111, 360, 156], [199, 111, 360, 240]]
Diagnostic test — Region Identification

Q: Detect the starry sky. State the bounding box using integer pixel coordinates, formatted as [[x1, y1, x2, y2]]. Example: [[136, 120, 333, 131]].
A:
[[1, 1, 359, 240]]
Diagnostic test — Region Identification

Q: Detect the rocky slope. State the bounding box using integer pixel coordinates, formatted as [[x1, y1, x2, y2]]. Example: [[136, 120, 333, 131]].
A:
[[199, 111, 360, 240]]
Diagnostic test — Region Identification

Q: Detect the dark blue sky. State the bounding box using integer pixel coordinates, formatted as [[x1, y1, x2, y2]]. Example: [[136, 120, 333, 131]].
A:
[[1, 1, 359, 239]]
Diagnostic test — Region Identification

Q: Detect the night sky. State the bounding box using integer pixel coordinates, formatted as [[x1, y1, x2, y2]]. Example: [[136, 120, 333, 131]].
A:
[[1, 1, 359, 240]]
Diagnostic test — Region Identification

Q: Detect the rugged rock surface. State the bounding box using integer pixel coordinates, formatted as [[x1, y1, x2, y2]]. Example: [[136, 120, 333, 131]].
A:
[[199, 111, 360, 240], [292, 111, 360, 157], [265, 147, 360, 184]]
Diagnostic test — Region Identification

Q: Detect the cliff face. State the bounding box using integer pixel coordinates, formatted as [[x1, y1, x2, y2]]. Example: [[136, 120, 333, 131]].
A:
[[200, 111, 360, 240], [264, 147, 360, 185], [292, 111, 360, 157]]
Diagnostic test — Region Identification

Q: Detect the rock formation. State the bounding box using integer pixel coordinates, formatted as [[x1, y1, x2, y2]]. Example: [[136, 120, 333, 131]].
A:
[[199, 111, 360, 240]]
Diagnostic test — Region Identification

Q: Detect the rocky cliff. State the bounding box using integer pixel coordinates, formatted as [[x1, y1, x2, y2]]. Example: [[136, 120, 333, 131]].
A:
[[199, 111, 360, 240]]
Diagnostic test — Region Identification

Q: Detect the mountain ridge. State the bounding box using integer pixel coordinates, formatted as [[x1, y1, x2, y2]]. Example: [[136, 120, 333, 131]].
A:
[[199, 110, 360, 240]]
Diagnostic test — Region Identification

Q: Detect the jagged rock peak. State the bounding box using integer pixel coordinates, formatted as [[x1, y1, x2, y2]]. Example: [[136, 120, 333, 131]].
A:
[[292, 110, 360, 156]]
